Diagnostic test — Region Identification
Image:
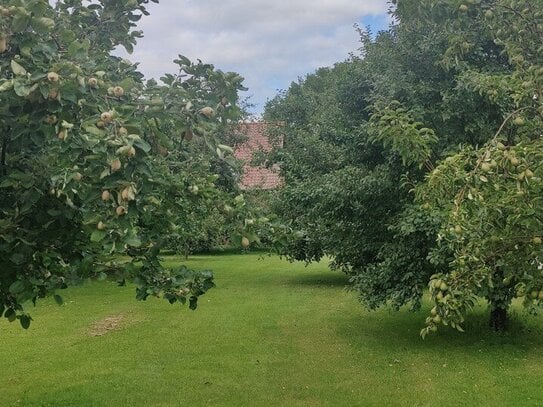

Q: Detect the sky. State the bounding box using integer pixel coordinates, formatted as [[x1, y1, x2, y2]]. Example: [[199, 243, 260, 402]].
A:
[[118, 0, 392, 116]]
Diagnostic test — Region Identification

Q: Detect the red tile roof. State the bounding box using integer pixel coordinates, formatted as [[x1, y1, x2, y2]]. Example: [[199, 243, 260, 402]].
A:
[[234, 122, 282, 190]]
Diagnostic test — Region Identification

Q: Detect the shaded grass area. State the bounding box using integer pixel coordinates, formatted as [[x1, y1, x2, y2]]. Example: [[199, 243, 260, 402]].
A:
[[1, 253, 543, 406]]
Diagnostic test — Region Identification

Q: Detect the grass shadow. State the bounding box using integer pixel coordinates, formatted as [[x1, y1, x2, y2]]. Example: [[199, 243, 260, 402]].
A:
[[334, 303, 543, 354], [285, 272, 349, 288]]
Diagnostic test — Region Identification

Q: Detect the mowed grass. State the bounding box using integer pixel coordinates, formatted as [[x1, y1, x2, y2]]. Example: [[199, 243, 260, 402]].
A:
[[2, 254, 543, 406]]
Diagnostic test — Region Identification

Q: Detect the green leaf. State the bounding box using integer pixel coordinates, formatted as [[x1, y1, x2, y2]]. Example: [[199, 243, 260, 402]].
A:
[[90, 230, 106, 242], [83, 125, 106, 137], [32, 17, 55, 33], [10, 253, 26, 266], [12, 13, 31, 32], [19, 314, 31, 329], [125, 235, 142, 248], [9, 280, 25, 294], [11, 60, 27, 76], [14, 81, 38, 97], [133, 138, 151, 153], [0, 80, 14, 92], [6, 309, 16, 322]]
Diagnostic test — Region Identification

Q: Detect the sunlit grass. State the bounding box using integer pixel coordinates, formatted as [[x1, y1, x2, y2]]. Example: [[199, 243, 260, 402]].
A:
[[1, 253, 543, 406]]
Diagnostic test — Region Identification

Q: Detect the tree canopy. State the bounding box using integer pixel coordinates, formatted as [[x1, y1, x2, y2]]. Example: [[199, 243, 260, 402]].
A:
[[0, 0, 255, 328], [265, 0, 543, 335]]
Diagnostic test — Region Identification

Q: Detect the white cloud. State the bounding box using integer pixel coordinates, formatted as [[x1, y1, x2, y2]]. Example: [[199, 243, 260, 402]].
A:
[[118, 0, 390, 115]]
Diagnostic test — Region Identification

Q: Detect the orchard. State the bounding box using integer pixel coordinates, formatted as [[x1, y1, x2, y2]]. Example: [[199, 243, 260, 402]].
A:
[[3, 0, 543, 340]]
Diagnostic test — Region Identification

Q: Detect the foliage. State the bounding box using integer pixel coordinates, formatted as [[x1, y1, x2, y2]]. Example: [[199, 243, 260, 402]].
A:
[[415, 0, 543, 336], [266, 0, 543, 334], [0, 0, 253, 328]]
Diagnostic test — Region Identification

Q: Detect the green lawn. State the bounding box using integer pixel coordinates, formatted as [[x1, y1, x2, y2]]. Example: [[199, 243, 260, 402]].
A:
[[1, 253, 543, 406]]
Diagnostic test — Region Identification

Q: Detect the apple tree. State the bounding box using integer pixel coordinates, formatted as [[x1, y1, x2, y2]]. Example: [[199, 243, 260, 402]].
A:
[[0, 0, 248, 328]]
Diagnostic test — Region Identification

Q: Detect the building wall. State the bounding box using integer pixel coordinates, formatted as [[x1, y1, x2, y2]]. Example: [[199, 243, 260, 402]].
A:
[[234, 122, 282, 190]]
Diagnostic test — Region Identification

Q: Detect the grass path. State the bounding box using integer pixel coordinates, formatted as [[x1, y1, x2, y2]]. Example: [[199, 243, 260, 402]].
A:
[[1, 253, 543, 406]]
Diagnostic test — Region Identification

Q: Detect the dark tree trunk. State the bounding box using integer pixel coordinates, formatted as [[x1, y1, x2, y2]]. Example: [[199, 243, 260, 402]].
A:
[[1, 137, 8, 176], [489, 307, 507, 331]]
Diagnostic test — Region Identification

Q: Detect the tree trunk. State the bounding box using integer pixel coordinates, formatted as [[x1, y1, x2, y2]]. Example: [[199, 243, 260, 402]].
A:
[[489, 307, 507, 331]]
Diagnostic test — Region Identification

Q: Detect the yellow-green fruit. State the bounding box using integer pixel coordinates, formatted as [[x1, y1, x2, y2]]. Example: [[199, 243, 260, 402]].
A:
[[97, 221, 106, 230], [432, 315, 442, 324], [510, 156, 520, 166], [48, 88, 59, 100], [110, 158, 122, 172], [436, 291, 444, 301], [47, 72, 59, 82], [481, 162, 492, 172], [121, 187, 130, 201], [459, 4, 469, 12], [513, 117, 525, 126], [241, 237, 250, 248], [113, 86, 124, 97], [118, 127, 128, 136], [57, 130, 66, 140], [538, 291, 543, 301], [454, 225, 462, 234], [496, 142, 506, 150], [45, 115, 58, 125], [116, 206, 126, 216], [517, 172, 525, 181], [72, 172, 83, 181], [430, 307, 438, 317], [531, 290, 539, 299], [127, 146, 136, 158], [440, 282, 448, 291], [101, 190, 111, 201], [199, 106, 214, 118], [532, 237, 542, 245], [0, 37, 8, 53], [484, 9, 493, 18], [88, 77, 98, 88], [100, 111, 113, 123], [525, 169, 534, 179], [429, 325, 438, 332]]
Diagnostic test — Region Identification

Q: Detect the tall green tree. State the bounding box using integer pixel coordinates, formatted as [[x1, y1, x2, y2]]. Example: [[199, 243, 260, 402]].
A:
[[266, 0, 542, 333], [0, 0, 251, 328]]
